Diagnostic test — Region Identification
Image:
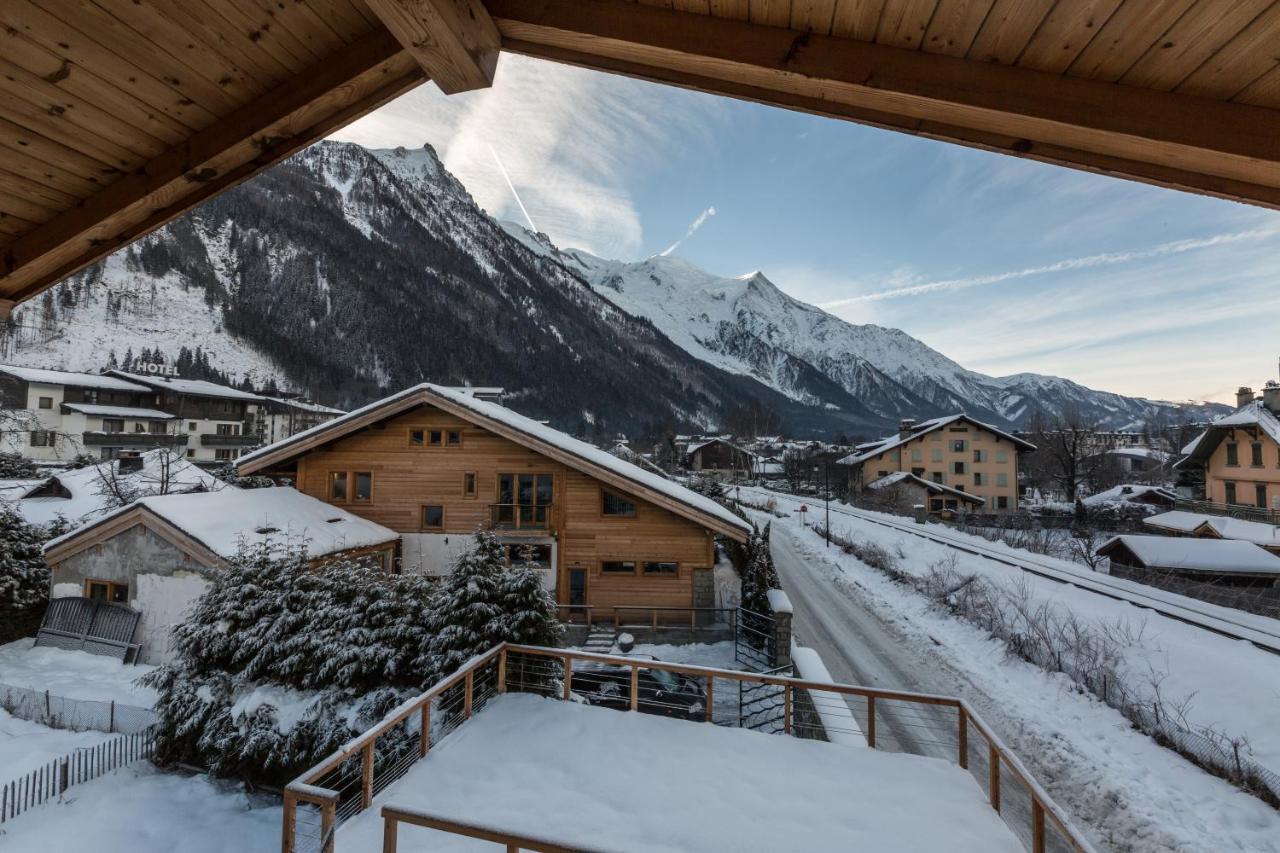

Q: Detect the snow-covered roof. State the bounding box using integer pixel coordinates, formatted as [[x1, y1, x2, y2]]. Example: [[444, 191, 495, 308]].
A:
[[60, 403, 174, 419], [44, 486, 397, 562], [836, 414, 1034, 466], [685, 437, 754, 458], [1082, 484, 1176, 506], [238, 384, 751, 538], [1143, 511, 1280, 548], [105, 370, 262, 401], [1179, 400, 1280, 464], [0, 364, 150, 392], [866, 471, 985, 504], [1099, 534, 1280, 575], [12, 449, 226, 527]]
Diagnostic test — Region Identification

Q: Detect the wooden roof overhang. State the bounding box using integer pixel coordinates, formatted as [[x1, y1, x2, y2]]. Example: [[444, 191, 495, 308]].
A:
[[3, 0, 1280, 317]]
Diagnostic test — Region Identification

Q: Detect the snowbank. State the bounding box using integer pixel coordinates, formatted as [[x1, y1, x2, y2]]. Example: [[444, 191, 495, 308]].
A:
[[0, 639, 157, 707], [766, 588, 793, 615], [338, 693, 1021, 853]]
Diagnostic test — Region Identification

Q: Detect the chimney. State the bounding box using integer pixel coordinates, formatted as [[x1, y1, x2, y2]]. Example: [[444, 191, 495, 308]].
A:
[[1263, 380, 1280, 415], [1236, 386, 1256, 409], [899, 418, 916, 439]]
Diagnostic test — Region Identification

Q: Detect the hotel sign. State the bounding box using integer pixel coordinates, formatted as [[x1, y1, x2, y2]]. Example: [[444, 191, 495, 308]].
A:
[[133, 363, 180, 377]]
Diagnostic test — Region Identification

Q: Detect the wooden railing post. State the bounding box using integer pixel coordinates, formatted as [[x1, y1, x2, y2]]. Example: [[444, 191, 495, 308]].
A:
[[629, 664, 639, 711], [281, 789, 297, 853], [464, 670, 474, 719], [783, 684, 792, 735], [497, 648, 507, 694], [957, 705, 969, 769], [419, 701, 431, 758], [361, 741, 375, 809], [988, 742, 1001, 812], [705, 677, 714, 723], [1032, 799, 1046, 853], [866, 695, 876, 748], [382, 811, 399, 853], [320, 799, 336, 853], [562, 653, 573, 701], [651, 609, 658, 630]]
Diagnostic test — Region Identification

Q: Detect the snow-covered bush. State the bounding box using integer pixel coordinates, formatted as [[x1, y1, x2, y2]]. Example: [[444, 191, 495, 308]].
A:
[[0, 506, 68, 643], [143, 542, 438, 783], [212, 463, 275, 489], [0, 452, 37, 479]]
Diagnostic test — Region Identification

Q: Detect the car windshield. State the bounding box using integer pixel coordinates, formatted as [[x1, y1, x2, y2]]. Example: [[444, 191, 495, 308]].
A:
[[649, 669, 680, 691]]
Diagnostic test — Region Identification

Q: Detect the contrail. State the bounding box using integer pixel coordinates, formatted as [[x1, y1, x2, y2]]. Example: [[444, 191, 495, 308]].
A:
[[488, 144, 537, 233], [659, 206, 717, 257], [820, 222, 1280, 309]]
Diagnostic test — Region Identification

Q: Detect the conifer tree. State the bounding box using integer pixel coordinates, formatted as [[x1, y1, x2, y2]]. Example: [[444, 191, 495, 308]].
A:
[[426, 530, 510, 678], [499, 546, 563, 649], [739, 522, 781, 615], [0, 506, 61, 643]]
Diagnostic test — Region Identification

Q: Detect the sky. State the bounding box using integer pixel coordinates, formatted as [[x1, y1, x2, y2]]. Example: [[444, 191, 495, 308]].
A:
[[331, 54, 1280, 405]]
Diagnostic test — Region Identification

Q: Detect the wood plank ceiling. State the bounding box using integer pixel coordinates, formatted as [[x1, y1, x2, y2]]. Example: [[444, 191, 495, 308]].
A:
[[2, 0, 1279, 316]]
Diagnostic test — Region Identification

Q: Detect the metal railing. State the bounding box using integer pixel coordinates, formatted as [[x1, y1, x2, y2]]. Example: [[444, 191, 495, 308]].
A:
[[199, 432, 260, 446], [281, 644, 1095, 853], [489, 503, 552, 531], [1174, 498, 1280, 527]]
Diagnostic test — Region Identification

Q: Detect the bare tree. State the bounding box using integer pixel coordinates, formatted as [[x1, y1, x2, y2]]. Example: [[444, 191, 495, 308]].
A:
[[1026, 407, 1105, 501]]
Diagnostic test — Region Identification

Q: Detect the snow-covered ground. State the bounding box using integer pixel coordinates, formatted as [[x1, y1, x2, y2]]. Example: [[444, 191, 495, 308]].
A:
[[0, 709, 115, 779], [0, 763, 280, 853], [0, 639, 157, 707], [750, 491, 1280, 852], [338, 692, 1021, 853]]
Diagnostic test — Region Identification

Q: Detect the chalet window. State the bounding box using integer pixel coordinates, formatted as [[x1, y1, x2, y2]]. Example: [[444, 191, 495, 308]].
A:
[[643, 561, 678, 576], [330, 471, 349, 501], [1225, 482, 1237, 504], [188, 422, 198, 432], [996, 473, 1009, 487], [186, 449, 195, 458], [602, 491, 637, 517], [911, 467, 925, 477], [953, 461, 966, 475], [429, 430, 443, 447], [354, 472, 372, 501], [1257, 484, 1269, 508], [1226, 443, 1239, 466], [421, 505, 444, 530], [601, 561, 636, 574], [216, 423, 239, 436], [1252, 442, 1264, 467], [463, 472, 477, 497], [930, 471, 944, 484], [973, 449, 985, 463], [973, 472, 985, 486], [952, 440, 966, 452], [134, 422, 147, 433], [29, 430, 54, 447], [85, 579, 127, 603], [496, 473, 553, 528], [408, 429, 425, 446], [446, 430, 462, 446], [84, 390, 98, 404], [215, 449, 239, 461], [37, 396, 52, 409], [150, 421, 167, 434], [103, 418, 124, 433], [997, 496, 1009, 510]]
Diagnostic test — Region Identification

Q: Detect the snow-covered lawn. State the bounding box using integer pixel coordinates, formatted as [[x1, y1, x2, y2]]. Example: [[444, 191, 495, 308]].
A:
[[754, 494, 1280, 852], [0, 764, 280, 853], [338, 693, 1021, 853], [0, 639, 157, 707], [0, 710, 115, 779]]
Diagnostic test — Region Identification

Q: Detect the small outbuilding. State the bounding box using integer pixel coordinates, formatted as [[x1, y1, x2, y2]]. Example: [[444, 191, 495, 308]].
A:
[[866, 471, 986, 513], [42, 487, 398, 663], [1096, 534, 1280, 591]]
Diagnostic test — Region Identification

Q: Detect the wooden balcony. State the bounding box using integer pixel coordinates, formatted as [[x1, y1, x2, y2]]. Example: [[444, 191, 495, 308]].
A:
[[489, 503, 552, 532], [81, 432, 187, 447], [199, 433, 260, 447]]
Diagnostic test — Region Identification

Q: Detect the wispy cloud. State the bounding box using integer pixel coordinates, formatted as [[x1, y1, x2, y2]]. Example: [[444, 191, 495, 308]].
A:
[[330, 54, 726, 258], [658, 206, 716, 257], [820, 223, 1280, 309]]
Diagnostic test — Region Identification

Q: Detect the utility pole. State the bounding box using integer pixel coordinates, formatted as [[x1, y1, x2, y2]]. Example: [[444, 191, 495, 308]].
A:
[[824, 456, 830, 548]]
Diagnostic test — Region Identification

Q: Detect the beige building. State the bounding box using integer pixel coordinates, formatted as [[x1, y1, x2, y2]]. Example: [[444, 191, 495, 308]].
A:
[[1179, 382, 1280, 512], [838, 416, 1034, 512]]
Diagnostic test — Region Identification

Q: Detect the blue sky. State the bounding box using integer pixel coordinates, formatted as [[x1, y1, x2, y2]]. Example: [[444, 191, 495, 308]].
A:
[[333, 54, 1280, 404]]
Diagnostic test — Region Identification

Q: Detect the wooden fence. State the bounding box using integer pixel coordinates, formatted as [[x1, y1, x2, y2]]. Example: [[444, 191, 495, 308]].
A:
[[283, 643, 1095, 853], [0, 726, 156, 824]]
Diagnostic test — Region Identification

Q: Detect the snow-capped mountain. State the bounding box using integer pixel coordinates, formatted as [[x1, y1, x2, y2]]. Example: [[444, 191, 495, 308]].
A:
[[1, 139, 1226, 438], [510, 231, 1227, 431]]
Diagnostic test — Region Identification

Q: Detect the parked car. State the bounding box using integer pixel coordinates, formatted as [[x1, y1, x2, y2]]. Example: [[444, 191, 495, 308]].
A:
[[571, 664, 706, 720]]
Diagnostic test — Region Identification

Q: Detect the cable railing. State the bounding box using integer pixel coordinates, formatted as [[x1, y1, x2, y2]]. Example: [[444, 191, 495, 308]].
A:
[[282, 643, 1095, 853]]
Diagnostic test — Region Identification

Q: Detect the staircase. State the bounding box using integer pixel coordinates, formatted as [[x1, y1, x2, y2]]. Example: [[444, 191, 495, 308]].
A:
[[582, 625, 617, 654]]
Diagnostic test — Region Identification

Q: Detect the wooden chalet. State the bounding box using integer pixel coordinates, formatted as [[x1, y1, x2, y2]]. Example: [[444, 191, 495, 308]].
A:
[[3, 2, 1280, 322], [236, 384, 752, 622]]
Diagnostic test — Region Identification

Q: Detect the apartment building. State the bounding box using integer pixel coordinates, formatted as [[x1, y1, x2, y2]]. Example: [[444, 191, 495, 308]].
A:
[[837, 415, 1034, 512], [1178, 380, 1280, 511]]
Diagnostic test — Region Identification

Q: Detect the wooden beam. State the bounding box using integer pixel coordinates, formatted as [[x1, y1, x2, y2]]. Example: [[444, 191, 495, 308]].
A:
[[365, 0, 500, 94], [487, 0, 1280, 209], [0, 31, 426, 304]]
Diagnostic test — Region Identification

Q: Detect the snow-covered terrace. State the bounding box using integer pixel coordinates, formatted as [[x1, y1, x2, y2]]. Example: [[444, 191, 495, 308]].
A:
[[283, 645, 1091, 853]]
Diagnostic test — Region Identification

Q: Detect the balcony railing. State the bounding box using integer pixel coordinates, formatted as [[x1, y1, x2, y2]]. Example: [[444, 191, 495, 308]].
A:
[[489, 503, 552, 532], [199, 433, 259, 447], [1174, 498, 1280, 526], [281, 644, 1096, 853], [81, 432, 188, 447]]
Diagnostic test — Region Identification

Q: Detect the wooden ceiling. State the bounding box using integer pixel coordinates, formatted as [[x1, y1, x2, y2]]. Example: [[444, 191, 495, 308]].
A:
[[2, 0, 1279, 317]]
